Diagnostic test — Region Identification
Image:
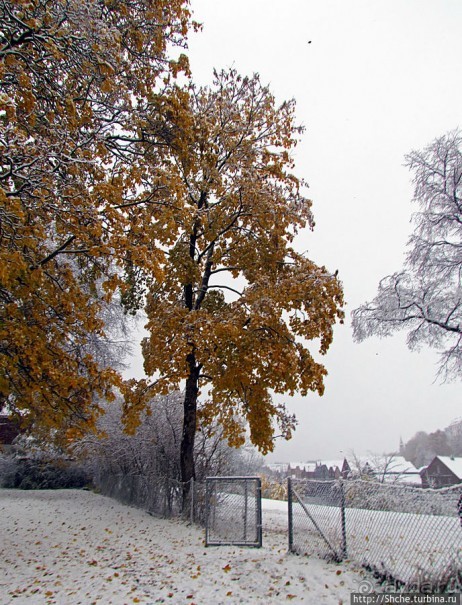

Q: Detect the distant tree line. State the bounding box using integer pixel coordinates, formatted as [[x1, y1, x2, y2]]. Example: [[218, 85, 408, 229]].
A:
[[400, 418, 462, 468]]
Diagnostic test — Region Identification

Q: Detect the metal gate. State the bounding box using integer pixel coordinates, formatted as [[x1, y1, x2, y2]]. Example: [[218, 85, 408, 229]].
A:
[[205, 476, 262, 547], [288, 478, 345, 561]]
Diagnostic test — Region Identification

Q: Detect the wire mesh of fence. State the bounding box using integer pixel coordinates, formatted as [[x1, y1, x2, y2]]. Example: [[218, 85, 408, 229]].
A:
[[288, 478, 345, 561], [93, 472, 207, 524], [343, 480, 462, 591], [288, 478, 462, 592], [189, 478, 207, 525], [91, 472, 264, 545], [205, 477, 262, 547]]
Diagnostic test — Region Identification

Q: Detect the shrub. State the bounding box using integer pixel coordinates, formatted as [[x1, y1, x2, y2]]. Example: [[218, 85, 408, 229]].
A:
[[1, 458, 90, 490]]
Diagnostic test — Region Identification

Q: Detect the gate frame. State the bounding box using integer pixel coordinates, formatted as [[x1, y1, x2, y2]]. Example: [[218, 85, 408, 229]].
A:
[[205, 476, 263, 547]]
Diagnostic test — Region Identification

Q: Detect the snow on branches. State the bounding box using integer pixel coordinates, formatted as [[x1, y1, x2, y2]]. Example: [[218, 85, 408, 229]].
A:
[[352, 129, 462, 380]]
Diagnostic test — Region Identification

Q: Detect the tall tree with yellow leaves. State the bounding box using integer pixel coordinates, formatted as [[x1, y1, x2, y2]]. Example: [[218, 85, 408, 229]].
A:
[[124, 70, 344, 495], [0, 0, 193, 440]]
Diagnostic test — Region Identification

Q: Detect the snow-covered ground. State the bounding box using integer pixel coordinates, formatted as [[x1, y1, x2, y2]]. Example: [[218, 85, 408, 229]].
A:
[[0, 489, 372, 604]]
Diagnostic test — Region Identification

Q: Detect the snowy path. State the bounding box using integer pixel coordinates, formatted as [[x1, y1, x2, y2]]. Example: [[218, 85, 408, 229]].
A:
[[0, 489, 370, 604]]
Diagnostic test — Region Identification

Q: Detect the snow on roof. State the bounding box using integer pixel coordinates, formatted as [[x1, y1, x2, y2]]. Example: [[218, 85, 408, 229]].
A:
[[382, 473, 421, 485], [265, 456, 418, 475], [265, 460, 343, 473], [347, 455, 374, 468], [436, 456, 462, 479], [265, 463, 289, 472], [319, 460, 345, 471], [347, 455, 417, 474], [289, 462, 317, 472], [383, 456, 417, 473]]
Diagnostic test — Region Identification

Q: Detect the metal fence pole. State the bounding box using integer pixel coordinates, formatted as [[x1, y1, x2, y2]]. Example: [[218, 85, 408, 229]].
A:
[[288, 477, 293, 552], [205, 478, 210, 546], [257, 477, 262, 548], [340, 480, 347, 560], [244, 479, 248, 541], [190, 477, 194, 525]]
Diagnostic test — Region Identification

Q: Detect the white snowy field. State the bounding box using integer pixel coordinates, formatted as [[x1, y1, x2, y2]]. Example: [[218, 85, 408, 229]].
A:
[[0, 489, 371, 605]]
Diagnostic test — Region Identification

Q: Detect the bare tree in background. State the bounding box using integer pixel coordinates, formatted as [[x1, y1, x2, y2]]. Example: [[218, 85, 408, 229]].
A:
[[80, 391, 262, 483], [368, 452, 414, 483], [352, 129, 462, 380]]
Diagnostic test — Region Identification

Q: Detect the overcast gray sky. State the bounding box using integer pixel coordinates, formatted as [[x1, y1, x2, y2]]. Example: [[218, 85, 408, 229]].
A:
[[184, 0, 462, 462], [127, 1, 462, 462]]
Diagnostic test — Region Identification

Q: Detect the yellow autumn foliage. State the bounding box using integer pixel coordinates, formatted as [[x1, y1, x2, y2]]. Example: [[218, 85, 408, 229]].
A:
[[0, 0, 193, 441], [122, 69, 344, 482]]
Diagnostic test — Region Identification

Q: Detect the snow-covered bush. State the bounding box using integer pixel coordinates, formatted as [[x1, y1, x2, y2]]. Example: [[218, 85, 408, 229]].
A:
[[1, 457, 89, 490], [76, 391, 263, 516], [0, 434, 90, 490]]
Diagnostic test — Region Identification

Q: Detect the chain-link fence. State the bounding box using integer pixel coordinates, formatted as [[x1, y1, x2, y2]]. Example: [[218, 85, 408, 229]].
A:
[[288, 478, 345, 561], [92, 472, 263, 544], [343, 480, 462, 591], [93, 472, 208, 524], [205, 476, 262, 547], [288, 478, 462, 591]]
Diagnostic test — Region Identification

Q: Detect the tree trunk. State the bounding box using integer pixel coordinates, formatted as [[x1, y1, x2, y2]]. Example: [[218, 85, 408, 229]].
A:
[[180, 353, 200, 507]]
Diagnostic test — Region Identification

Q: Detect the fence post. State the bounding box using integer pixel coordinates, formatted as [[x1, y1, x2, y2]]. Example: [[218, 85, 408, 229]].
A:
[[288, 477, 293, 552], [257, 477, 263, 548], [244, 479, 248, 541], [190, 477, 194, 525], [205, 478, 210, 546], [340, 480, 347, 560]]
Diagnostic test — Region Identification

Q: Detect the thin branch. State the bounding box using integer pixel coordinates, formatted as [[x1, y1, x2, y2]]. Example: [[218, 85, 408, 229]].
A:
[[30, 235, 76, 270]]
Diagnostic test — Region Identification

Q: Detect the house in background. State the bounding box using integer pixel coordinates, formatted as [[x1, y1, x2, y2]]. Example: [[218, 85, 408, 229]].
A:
[[287, 462, 319, 479], [264, 455, 423, 484], [340, 458, 351, 479], [420, 456, 462, 488], [319, 459, 351, 479], [0, 415, 21, 453], [264, 459, 349, 480]]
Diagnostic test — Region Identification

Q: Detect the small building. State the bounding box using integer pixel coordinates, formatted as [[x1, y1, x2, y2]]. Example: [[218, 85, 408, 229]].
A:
[[264, 459, 348, 480], [340, 458, 351, 479], [420, 456, 462, 488], [287, 462, 318, 479], [289, 461, 346, 480], [321, 459, 350, 479], [0, 415, 21, 452]]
